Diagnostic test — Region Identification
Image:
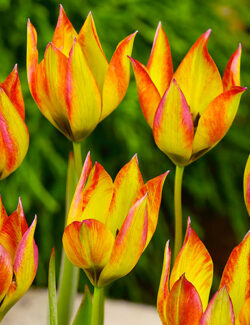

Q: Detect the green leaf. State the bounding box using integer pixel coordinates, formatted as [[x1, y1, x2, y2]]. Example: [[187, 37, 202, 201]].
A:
[[72, 286, 92, 325], [48, 248, 58, 325]]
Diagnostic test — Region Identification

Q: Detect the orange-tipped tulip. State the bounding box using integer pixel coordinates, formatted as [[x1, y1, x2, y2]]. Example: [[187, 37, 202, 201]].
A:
[[63, 152, 168, 287], [244, 155, 250, 216], [27, 5, 137, 142], [0, 197, 38, 320], [0, 66, 29, 180], [157, 218, 250, 325], [130, 24, 246, 166]]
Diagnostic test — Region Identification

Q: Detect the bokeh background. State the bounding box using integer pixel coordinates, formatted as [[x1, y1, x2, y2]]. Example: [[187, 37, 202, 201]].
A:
[[0, 0, 249, 305]]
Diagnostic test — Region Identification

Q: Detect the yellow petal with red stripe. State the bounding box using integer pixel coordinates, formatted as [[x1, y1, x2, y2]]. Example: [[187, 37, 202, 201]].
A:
[[27, 20, 39, 104], [101, 32, 137, 121], [243, 155, 250, 216], [153, 79, 194, 166], [1, 65, 25, 119], [219, 231, 250, 318], [170, 218, 213, 310], [106, 155, 144, 235], [200, 287, 235, 325], [157, 241, 171, 325], [0, 88, 29, 180], [0, 217, 38, 315], [99, 195, 148, 287], [78, 12, 108, 91], [66, 40, 102, 141], [67, 161, 113, 225], [52, 5, 77, 56], [63, 219, 115, 286], [192, 87, 246, 159], [144, 171, 169, 246], [147, 22, 173, 96], [174, 30, 223, 120], [0, 196, 8, 229], [166, 274, 203, 325], [222, 44, 241, 91], [0, 244, 12, 303], [236, 298, 250, 325], [129, 56, 161, 128]]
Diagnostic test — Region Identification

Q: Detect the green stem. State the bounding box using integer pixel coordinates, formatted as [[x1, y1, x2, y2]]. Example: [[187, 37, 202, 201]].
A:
[[57, 142, 83, 325], [173, 165, 185, 262], [91, 287, 105, 325]]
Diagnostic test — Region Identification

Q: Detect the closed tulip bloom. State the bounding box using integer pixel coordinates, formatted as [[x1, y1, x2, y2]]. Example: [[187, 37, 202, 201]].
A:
[[157, 218, 250, 325], [130, 24, 246, 166], [0, 197, 38, 321], [63, 152, 168, 287], [27, 5, 137, 142], [0, 66, 29, 180]]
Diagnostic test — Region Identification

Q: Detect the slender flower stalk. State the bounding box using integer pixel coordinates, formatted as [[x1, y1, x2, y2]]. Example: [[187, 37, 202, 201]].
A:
[[91, 287, 104, 325], [173, 166, 184, 260], [57, 144, 83, 325]]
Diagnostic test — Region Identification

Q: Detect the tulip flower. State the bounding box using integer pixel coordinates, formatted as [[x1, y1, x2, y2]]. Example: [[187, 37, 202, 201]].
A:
[[63, 152, 168, 287], [0, 197, 38, 321], [244, 155, 250, 216], [27, 5, 137, 142], [0, 65, 29, 180], [130, 24, 246, 166], [157, 218, 250, 325]]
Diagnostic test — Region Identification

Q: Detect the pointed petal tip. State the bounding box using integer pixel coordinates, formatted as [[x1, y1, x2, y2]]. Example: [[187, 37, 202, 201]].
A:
[[204, 29, 212, 38]]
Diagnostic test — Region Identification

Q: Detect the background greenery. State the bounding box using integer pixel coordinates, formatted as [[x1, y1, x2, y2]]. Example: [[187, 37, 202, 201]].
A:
[[0, 0, 249, 305]]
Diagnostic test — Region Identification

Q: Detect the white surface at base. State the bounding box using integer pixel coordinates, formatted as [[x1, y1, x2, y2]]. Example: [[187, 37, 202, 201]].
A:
[[2, 288, 161, 324]]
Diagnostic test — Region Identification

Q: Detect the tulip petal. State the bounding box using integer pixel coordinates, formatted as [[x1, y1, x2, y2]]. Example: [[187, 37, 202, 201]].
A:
[[99, 195, 148, 287], [0, 196, 8, 230], [27, 20, 39, 104], [0, 244, 13, 303], [78, 12, 108, 91], [170, 218, 213, 310], [174, 30, 223, 120], [236, 298, 250, 325], [0, 88, 29, 180], [147, 22, 173, 96], [144, 171, 169, 246], [67, 152, 92, 225], [106, 155, 144, 235], [192, 87, 246, 160], [0, 217, 38, 314], [166, 274, 203, 325], [157, 241, 171, 325], [52, 5, 77, 56], [63, 219, 115, 286], [129, 56, 161, 128], [222, 44, 241, 91], [200, 287, 235, 325], [66, 40, 102, 141], [68, 161, 113, 225], [153, 79, 194, 166], [0, 65, 25, 119], [219, 231, 250, 318], [101, 32, 137, 121], [243, 155, 250, 216]]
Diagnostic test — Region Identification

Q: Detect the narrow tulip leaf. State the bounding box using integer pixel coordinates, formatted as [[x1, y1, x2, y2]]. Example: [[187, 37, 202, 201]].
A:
[[72, 285, 92, 325], [48, 248, 58, 325]]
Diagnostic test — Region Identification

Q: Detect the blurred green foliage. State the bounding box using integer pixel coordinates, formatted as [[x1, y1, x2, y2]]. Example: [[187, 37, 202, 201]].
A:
[[0, 0, 249, 305]]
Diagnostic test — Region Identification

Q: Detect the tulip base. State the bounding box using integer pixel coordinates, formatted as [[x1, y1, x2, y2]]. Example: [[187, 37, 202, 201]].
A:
[[173, 165, 184, 261]]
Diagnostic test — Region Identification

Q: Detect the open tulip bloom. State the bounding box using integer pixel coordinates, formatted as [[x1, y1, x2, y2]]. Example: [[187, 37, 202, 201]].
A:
[[0, 65, 29, 180], [157, 218, 250, 325], [63, 152, 168, 288], [0, 197, 38, 321], [27, 5, 137, 143], [130, 24, 246, 166]]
